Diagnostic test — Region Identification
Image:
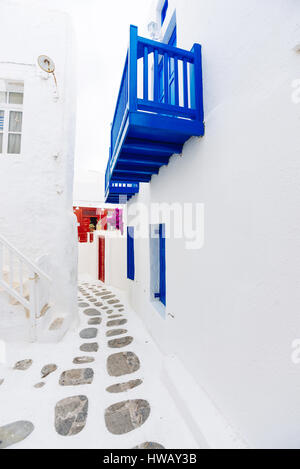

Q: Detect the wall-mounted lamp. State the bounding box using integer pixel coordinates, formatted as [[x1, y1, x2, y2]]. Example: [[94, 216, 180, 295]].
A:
[[37, 55, 59, 101], [148, 21, 161, 41]]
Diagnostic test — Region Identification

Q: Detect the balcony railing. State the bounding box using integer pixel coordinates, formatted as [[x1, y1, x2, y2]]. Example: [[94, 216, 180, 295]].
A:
[[105, 25, 204, 202]]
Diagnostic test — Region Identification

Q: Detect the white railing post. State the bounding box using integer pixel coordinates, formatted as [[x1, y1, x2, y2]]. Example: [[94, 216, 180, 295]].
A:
[[19, 259, 23, 297], [8, 250, 13, 289], [29, 271, 38, 342], [0, 244, 3, 283]]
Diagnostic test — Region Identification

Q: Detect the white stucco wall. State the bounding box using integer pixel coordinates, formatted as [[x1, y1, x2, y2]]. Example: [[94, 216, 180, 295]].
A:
[[124, 0, 300, 448], [73, 169, 105, 206], [78, 237, 98, 280], [105, 234, 127, 291], [0, 2, 77, 328], [78, 231, 127, 292]]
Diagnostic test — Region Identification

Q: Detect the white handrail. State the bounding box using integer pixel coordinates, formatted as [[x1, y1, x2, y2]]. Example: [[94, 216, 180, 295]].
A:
[[0, 233, 52, 341], [0, 234, 51, 282]]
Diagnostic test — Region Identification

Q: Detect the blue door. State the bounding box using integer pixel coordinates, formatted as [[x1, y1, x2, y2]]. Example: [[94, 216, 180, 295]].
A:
[[159, 26, 177, 105], [159, 224, 166, 306], [127, 226, 135, 280]]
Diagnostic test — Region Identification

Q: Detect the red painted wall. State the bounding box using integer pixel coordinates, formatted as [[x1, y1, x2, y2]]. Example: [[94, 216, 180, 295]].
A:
[[73, 206, 100, 243]]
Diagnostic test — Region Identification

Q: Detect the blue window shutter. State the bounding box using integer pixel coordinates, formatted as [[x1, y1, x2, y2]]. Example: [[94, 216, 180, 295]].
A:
[[127, 226, 135, 280], [159, 224, 166, 305]]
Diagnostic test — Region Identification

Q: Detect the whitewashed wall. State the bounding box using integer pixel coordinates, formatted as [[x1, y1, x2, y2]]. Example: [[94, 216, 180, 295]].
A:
[[78, 231, 127, 292], [73, 169, 105, 206], [125, 0, 300, 449], [0, 2, 77, 328]]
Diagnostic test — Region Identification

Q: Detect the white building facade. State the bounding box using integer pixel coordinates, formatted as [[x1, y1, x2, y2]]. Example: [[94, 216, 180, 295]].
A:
[[103, 0, 300, 449], [0, 2, 77, 340]]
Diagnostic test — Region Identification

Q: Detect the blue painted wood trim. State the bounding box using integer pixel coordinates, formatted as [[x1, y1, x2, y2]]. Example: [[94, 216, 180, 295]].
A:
[[161, 0, 168, 25], [143, 47, 148, 101], [127, 226, 135, 280], [137, 99, 196, 119], [190, 43, 204, 124], [164, 53, 169, 104], [154, 49, 159, 102], [183, 59, 189, 109], [129, 111, 204, 137], [174, 57, 179, 106], [159, 223, 166, 306], [137, 37, 194, 62], [129, 25, 138, 112]]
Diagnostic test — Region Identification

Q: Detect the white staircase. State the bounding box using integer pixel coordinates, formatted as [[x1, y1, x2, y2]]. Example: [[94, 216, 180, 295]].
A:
[[0, 234, 52, 342]]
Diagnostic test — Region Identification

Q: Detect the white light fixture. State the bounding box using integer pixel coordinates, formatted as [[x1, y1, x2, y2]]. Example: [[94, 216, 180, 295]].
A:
[[148, 21, 160, 40], [37, 55, 59, 101]]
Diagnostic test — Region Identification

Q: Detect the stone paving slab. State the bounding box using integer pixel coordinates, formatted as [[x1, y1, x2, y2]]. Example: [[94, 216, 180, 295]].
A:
[[88, 317, 102, 325], [0, 421, 34, 448], [107, 319, 127, 327], [73, 356, 95, 365], [41, 364, 57, 378], [80, 343, 99, 353], [106, 329, 128, 337], [59, 368, 94, 386], [79, 328, 98, 339], [107, 352, 140, 377], [14, 359, 33, 371], [55, 395, 88, 436], [108, 336, 133, 349], [133, 442, 165, 449], [83, 308, 101, 316], [105, 399, 150, 435], [34, 382, 45, 389], [106, 379, 142, 394]]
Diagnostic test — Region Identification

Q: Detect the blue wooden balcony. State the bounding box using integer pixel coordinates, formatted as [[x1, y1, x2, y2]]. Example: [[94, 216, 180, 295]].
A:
[[105, 25, 204, 204]]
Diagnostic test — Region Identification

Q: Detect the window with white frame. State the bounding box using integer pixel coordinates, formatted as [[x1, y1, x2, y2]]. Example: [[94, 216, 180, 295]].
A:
[[0, 80, 24, 155]]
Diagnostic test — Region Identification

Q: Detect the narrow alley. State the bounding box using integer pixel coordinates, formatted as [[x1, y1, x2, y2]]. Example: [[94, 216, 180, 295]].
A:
[[1, 0, 300, 451], [0, 281, 197, 449]]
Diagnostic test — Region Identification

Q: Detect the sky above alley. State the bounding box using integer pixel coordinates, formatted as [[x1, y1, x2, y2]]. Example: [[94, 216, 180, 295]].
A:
[[8, 0, 153, 179]]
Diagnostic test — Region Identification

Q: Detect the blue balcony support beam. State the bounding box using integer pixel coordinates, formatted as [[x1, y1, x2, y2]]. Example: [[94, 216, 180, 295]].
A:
[[118, 157, 169, 167], [113, 174, 152, 182], [122, 140, 182, 156], [104, 25, 205, 204], [114, 168, 159, 176]]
